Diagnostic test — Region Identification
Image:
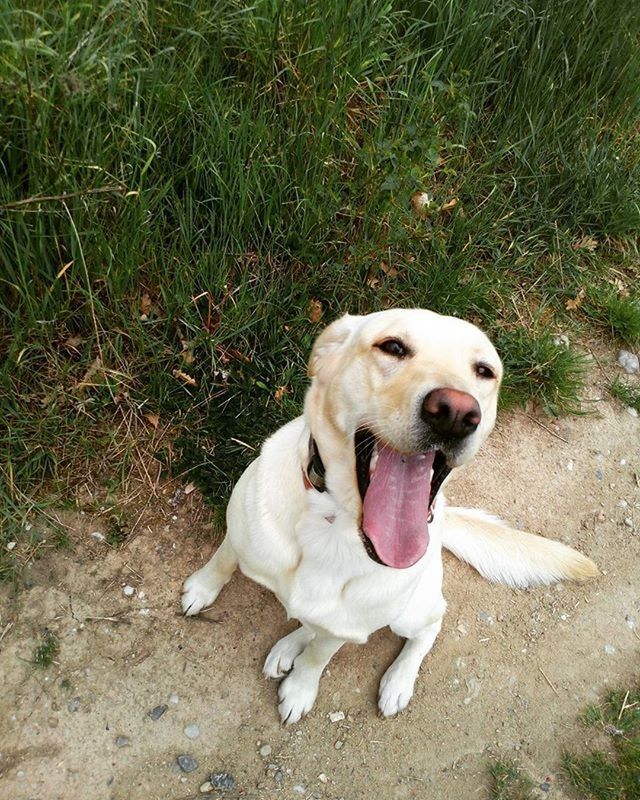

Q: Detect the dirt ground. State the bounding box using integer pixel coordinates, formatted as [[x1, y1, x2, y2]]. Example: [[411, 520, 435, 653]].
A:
[[1, 365, 639, 800]]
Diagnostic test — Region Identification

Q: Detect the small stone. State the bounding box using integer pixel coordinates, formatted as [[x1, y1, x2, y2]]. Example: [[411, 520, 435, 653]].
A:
[[48, 716, 59, 728], [210, 772, 236, 791], [169, 692, 179, 704], [627, 407, 639, 417], [274, 770, 283, 784], [456, 623, 467, 635], [7, 541, 16, 550], [318, 773, 328, 783], [604, 644, 616, 655], [293, 786, 306, 794], [67, 697, 81, 712], [625, 615, 635, 630], [624, 517, 634, 529], [617, 350, 639, 374], [200, 782, 214, 794], [540, 781, 551, 792], [334, 740, 344, 750], [184, 724, 200, 740], [477, 611, 494, 624], [259, 744, 272, 757], [328, 711, 345, 723], [566, 460, 574, 471], [148, 704, 168, 721], [176, 755, 198, 773], [123, 585, 135, 597], [90, 531, 106, 542], [115, 735, 130, 748], [595, 468, 604, 481]]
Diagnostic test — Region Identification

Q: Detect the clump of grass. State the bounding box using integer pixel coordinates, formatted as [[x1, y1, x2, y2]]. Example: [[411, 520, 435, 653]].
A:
[[562, 686, 640, 799], [584, 290, 640, 345], [494, 328, 588, 415], [488, 758, 536, 800], [603, 295, 640, 345], [32, 629, 59, 668], [608, 378, 640, 412]]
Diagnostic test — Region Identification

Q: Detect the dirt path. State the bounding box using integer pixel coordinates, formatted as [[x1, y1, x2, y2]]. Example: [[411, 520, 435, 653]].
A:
[[1, 377, 639, 800]]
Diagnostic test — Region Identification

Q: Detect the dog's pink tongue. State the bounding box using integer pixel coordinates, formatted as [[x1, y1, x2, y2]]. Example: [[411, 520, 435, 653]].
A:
[[362, 447, 435, 568]]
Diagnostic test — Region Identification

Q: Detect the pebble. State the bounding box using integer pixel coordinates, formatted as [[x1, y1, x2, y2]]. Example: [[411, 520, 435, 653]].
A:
[[176, 755, 198, 773], [274, 770, 283, 784], [123, 585, 135, 597], [477, 611, 494, 624], [540, 781, 551, 792], [148, 704, 168, 721], [293, 786, 306, 794], [6, 541, 16, 550], [318, 773, 328, 783], [169, 692, 180, 704], [627, 407, 639, 417], [48, 716, 59, 728], [67, 697, 81, 712], [210, 772, 236, 790], [200, 782, 213, 794], [115, 735, 130, 748], [259, 744, 272, 757], [334, 740, 344, 750], [90, 531, 106, 542], [328, 711, 345, 723], [595, 468, 604, 481], [184, 724, 200, 740], [624, 517, 634, 529], [617, 350, 639, 374], [604, 644, 616, 655]]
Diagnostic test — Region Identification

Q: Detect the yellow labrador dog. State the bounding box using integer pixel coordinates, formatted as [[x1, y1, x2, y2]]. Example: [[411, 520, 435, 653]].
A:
[[182, 309, 597, 723]]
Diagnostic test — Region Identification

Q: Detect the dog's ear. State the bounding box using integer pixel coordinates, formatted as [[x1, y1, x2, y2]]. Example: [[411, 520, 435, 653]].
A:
[[308, 314, 362, 380]]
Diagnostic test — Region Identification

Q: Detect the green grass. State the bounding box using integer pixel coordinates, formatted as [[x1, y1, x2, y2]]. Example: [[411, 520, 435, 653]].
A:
[[609, 378, 640, 413], [489, 758, 537, 800], [32, 628, 59, 668], [563, 686, 640, 799], [1, 0, 640, 569], [488, 685, 640, 799]]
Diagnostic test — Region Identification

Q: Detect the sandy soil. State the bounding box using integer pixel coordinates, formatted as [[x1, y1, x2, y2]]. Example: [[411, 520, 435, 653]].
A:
[[1, 371, 639, 800]]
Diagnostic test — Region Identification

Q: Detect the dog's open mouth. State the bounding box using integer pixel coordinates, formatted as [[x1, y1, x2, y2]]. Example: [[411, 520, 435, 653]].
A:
[[355, 430, 449, 569]]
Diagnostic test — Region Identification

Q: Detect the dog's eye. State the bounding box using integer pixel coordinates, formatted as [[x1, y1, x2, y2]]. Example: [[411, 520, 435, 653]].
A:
[[375, 338, 409, 358], [475, 362, 496, 380]]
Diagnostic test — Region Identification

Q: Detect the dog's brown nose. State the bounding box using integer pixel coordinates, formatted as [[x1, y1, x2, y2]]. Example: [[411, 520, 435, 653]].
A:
[[422, 388, 481, 439]]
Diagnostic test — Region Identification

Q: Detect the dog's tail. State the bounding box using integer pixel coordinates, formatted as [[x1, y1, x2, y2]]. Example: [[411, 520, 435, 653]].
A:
[[442, 507, 599, 588]]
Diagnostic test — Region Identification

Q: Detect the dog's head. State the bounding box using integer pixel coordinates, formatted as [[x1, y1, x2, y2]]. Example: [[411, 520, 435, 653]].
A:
[[304, 308, 502, 569]]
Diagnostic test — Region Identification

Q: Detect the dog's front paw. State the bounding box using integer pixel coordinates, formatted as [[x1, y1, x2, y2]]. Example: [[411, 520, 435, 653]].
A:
[[277, 672, 319, 724], [181, 570, 220, 616], [263, 629, 311, 679], [377, 664, 415, 718]]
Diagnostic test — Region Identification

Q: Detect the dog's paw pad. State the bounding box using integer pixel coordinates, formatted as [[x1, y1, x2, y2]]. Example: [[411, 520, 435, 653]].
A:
[[377, 668, 415, 718], [277, 674, 318, 724], [181, 572, 220, 616]]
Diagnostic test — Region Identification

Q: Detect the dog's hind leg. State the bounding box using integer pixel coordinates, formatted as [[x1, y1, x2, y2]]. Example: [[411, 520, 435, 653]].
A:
[[277, 628, 344, 724], [263, 626, 314, 679], [379, 617, 443, 717], [181, 536, 238, 616]]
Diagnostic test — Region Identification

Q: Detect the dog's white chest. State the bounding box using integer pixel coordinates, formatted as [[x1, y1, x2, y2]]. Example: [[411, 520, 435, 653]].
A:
[[282, 508, 424, 642]]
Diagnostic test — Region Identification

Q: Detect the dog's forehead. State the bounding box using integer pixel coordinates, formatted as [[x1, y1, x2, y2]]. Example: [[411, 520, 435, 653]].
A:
[[358, 309, 498, 359]]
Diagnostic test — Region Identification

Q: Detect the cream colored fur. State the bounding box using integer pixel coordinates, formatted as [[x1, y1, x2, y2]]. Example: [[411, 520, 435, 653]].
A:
[[182, 308, 597, 723]]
